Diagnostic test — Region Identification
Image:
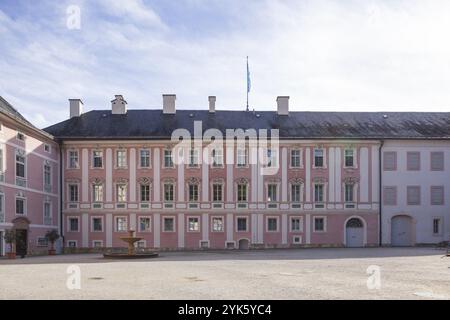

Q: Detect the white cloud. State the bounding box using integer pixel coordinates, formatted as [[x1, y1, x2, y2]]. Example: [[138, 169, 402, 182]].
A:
[[1, 0, 450, 129]]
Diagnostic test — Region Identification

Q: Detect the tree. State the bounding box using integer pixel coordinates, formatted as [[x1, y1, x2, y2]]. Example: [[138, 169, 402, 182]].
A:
[[4, 229, 16, 258], [45, 230, 60, 254]]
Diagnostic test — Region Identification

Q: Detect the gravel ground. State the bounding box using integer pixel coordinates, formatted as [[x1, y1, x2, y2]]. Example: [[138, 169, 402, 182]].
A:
[[0, 247, 449, 300]]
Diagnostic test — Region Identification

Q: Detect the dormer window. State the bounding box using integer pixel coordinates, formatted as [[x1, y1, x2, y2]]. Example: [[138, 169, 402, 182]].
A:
[[16, 131, 25, 141]]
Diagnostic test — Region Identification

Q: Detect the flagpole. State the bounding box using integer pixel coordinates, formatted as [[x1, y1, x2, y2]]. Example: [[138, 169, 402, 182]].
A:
[[246, 56, 249, 111]]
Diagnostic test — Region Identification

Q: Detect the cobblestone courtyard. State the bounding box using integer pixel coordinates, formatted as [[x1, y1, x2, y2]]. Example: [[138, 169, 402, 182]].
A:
[[1, 247, 449, 299]]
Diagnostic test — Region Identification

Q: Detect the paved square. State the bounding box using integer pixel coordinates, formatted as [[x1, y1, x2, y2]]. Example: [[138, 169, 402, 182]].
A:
[[0, 248, 449, 299]]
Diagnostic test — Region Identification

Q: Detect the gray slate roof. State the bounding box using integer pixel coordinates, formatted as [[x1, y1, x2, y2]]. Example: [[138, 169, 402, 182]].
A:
[[0, 96, 35, 128], [43, 109, 450, 140]]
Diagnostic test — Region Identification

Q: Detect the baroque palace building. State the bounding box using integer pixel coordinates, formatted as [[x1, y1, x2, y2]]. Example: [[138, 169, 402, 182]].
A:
[[0, 94, 449, 254]]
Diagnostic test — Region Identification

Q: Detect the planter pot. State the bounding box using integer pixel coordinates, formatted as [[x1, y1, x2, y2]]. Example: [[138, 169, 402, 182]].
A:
[[48, 249, 56, 255], [6, 252, 16, 259]]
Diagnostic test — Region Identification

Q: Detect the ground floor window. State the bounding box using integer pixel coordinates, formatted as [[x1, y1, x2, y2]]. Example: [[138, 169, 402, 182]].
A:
[[92, 217, 103, 232], [139, 217, 151, 232], [237, 217, 248, 232], [290, 217, 302, 232], [212, 217, 224, 232], [267, 217, 278, 232], [188, 217, 200, 232], [68, 217, 79, 232], [37, 237, 48, 247], [433, 218, 442, 235], [163, 217, 175, 232], [314, 217, 326, 232], [115, 217, 127, 232], [92, 240, 103, 248], [67, 240, 77, 248]]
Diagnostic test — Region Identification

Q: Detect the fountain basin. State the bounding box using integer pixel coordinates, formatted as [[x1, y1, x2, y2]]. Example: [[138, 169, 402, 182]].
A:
[[103, 252, 159, 259]]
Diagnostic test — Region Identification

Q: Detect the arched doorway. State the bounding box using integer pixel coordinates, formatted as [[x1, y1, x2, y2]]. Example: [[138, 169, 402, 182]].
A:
[[345, 218, 365, 247], [391, 215, 413, 246], [12, 217, 30, 256], [238, 238, 250, 250]]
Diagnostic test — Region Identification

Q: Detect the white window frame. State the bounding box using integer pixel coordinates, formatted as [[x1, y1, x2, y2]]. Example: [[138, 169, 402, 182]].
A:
[[267, 183, 278, 202], [37, 237, 49, 247], [67, 240, 78, 248], [116, 149, 127, 169], [236, 216, 249, 232], [314, 183, 325, 203], [344, 148, 356, 168], [290, 148, 303, 168], [266, 216, 279, 232], [92, 150, 104, 169], [236, 147, 248, 168], [162, 216, 176, 232], [15, 150, 26, 179], [116, 183, 127, 203], [138, 216, 152, 233], [188, 148, 200, 168], [139, 149, 151, 169], [211, 148, 224, 167], [92, 240, 103, 248], [15, 196, 26, 215], [212, 183, 223, 202], [115, 216, 128, 232], [290, 183, 302, 203], [91, 216, 104, 232], [313, 216, 327, 232], [163, 182, 175, 202], [0, 193, 4, 223], [211, 216, 224, 232], [432, 217, 443, 236], [16, 131, 25, 141], [313, 148, 326, 168], [237, 183, 248, 202], [92, 183, 104, 203], [140, 183, 151, 202], [290, 216, 303, 232], [67, 216, 80, 232], [43, 201, 52, 225], [43, 163, 52, 189], [44, 144, 51, 153], [67, 149, 79, 169], [68, 183, 79, 202], [267, 148, 278, 168], [187, 216, 201, 232], [344, 183, 355, 203], [163, 149, 174, 168], [188, 183, 199, 202]]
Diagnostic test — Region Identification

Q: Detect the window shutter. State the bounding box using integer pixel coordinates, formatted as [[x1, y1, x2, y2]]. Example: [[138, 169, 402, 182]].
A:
[[383, 152, 396, 170], [407, 152, 420, 170], [430, 186, 444, 205], [430, 152, 444, 171], [383, 187, 397, 205], [407, 186, 420, 205]]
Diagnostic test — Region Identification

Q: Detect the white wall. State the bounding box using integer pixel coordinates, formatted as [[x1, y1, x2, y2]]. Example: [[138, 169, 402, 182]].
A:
[[382, 140, 450, 244]]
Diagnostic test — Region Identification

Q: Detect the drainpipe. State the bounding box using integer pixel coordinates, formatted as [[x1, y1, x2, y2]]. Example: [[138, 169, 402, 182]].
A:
[[378, 140, 384, 247], [59, 143, 64, 252]]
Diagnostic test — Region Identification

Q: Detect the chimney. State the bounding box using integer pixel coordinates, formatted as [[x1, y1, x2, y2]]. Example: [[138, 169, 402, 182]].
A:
[[163, 94, 176, 114], [208, 96, 216, 113], [69, 99, 83, 118], [111, 95, 127, 114], [276, 96, 289, 115]]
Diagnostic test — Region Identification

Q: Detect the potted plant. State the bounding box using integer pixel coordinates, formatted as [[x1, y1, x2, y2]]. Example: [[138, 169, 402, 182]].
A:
[[45, 230, 60, 255], [4, 229, 16, 259]]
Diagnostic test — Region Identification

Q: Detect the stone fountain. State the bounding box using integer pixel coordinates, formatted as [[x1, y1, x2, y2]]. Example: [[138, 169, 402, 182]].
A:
[[103, 230, 158, 259]]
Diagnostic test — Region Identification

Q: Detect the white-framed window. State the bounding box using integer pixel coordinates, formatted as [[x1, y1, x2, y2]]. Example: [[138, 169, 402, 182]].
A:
[[212, 183, 223, 202], [267, 148, 278, 168], [267, 184, 277, 202], [140, 184, 150, 202], [44, 163, 51, 189], [236, 216, 248, 232], [140, 149, 151, 168], [116, 184, 127, 202], [67, 240, 77, 248], [237, 183, 247, 202], [406, 152, 420, 171], [314, 148, 324, 168], [44, 144, 51, 153], [236, 148, 247, 167], [212, 148, 223, 167], [188, 216, 200, 232], [69, 184, 79, 202], [91, 217, 103, 232], [164, 149, 174, 168], [266, 217, 279, 232], [16, 197, 26, 215], [430, 151, 444, 171], [211, 216, 224, 232], [290, 217, 303, 232], [68, 150, 79, 169], [115, 216, 127, 232], [344, 149, 355, 167], [313, 216, 326, 232], [0, 146, 4, 173], [43, 202, 52, 225], [93, 150, 103, 168], [291, 184, 301, 203], [37, 237, 48, 247], [188, 184, 199, 202], [314, 184, 324, 203], [163, 216, 175, 232], [116, 149, 127, 168], [433, 218, 442, 235], [164, 183, 174, 202], [189, 148, 199, 167], [345, 184, 354, 203], [430, 186, 444, 205], [383, 186, 397, 206], [16, 152, 26, 178], [138, 217, 151, 232], [383, 151, 397, 171], [93, 184, 103, 202], [16, 131, 25, 141], [67, 217, 79, 232], [407, 186, 421, 205], [92, 240, 103, 248], [290, 149, 301, 168]]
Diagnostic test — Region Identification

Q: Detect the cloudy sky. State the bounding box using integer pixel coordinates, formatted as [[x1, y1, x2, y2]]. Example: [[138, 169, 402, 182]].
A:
[[1, 0, 450, 128]]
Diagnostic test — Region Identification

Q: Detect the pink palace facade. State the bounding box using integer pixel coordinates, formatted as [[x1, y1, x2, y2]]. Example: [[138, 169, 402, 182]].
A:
[[1, 94, 449, 255]]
